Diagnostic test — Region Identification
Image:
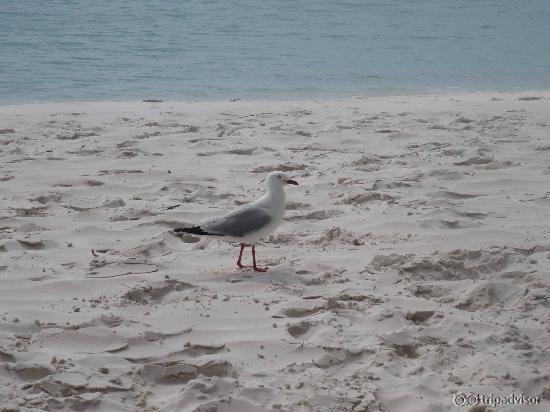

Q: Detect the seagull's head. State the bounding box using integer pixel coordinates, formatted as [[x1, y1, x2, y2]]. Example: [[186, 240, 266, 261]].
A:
[[267, 171, 298, 190]]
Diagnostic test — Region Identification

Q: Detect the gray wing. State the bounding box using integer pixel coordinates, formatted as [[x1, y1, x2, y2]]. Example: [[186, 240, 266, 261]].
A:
[[203, 206, 272, 237]]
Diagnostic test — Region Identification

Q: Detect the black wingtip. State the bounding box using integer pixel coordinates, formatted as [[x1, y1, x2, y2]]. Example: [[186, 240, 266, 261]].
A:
[[173, 226, 210, 236]]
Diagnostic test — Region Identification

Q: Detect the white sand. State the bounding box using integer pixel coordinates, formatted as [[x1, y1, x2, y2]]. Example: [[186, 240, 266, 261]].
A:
[[0, 92, 549, 412]]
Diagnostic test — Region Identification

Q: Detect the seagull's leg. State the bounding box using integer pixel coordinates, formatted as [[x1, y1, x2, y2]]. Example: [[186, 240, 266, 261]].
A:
[[236, 243, 247, 269], [251, 245, 267, 272]]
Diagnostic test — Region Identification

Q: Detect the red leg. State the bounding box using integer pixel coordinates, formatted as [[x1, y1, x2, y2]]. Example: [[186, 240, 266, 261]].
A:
[[251, 245, 267, 272], [237, 243, 247, 269]]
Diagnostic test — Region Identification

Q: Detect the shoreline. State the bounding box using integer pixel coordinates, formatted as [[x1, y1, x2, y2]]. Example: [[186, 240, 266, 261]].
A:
[[1, 89, 550, 109]]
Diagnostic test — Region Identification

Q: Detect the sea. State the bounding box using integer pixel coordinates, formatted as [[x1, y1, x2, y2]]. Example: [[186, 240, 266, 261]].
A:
[[1, 0, 549, 104]]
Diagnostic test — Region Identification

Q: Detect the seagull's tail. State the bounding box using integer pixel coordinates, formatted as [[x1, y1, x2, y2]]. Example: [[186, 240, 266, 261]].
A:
[[173, 226, 212, 236]]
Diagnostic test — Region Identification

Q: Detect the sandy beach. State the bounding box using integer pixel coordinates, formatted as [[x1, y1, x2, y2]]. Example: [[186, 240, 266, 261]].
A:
[[0, 92, 549, 411]]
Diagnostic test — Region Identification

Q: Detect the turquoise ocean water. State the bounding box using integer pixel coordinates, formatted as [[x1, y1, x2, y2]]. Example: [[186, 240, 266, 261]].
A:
[[1, 0, 550, 104]]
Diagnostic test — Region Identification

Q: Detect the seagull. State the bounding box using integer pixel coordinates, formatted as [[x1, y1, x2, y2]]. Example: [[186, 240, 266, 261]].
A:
[[173, 171, 298, 272]]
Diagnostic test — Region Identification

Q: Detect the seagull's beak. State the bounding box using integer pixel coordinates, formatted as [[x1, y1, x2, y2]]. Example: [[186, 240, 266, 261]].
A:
[[286, 179, 298, 185]]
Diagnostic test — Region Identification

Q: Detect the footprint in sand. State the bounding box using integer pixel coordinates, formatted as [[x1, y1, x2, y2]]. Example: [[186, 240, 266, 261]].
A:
[[53, 179, 104, 187], [11, 206, 50, 217], [428, 170, 464, 180], [66, 148, 105, 156], [179, 343, 227, 357], [419, 219, 483, 229], [142, 359, 235, 384], [108, 209, 159, 222], [252, 163, 307, 173], [431, 190, 484, 200], [339, 192, 396, 205], [6, 362, 55, 381], [287, 209, 343, 222], [97, 169, 144, 176], [397, 247, 519, 281], [16, 239, 56, 250], [454, 156, 513, 169], [30, 192, 63, 204], [0, 239, 56, 251], [286, 320, 317, 338], [133, 131, 161, 139], [56, 131, 98, 140], [197, 147, 257, 156], [121, 280, 194, 303], [381, 332, 420, 359], [31, 327, 129, 354], [404, 310, 436, 324], [455, 281, 519, 311], [117, 148, 149, 158]]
